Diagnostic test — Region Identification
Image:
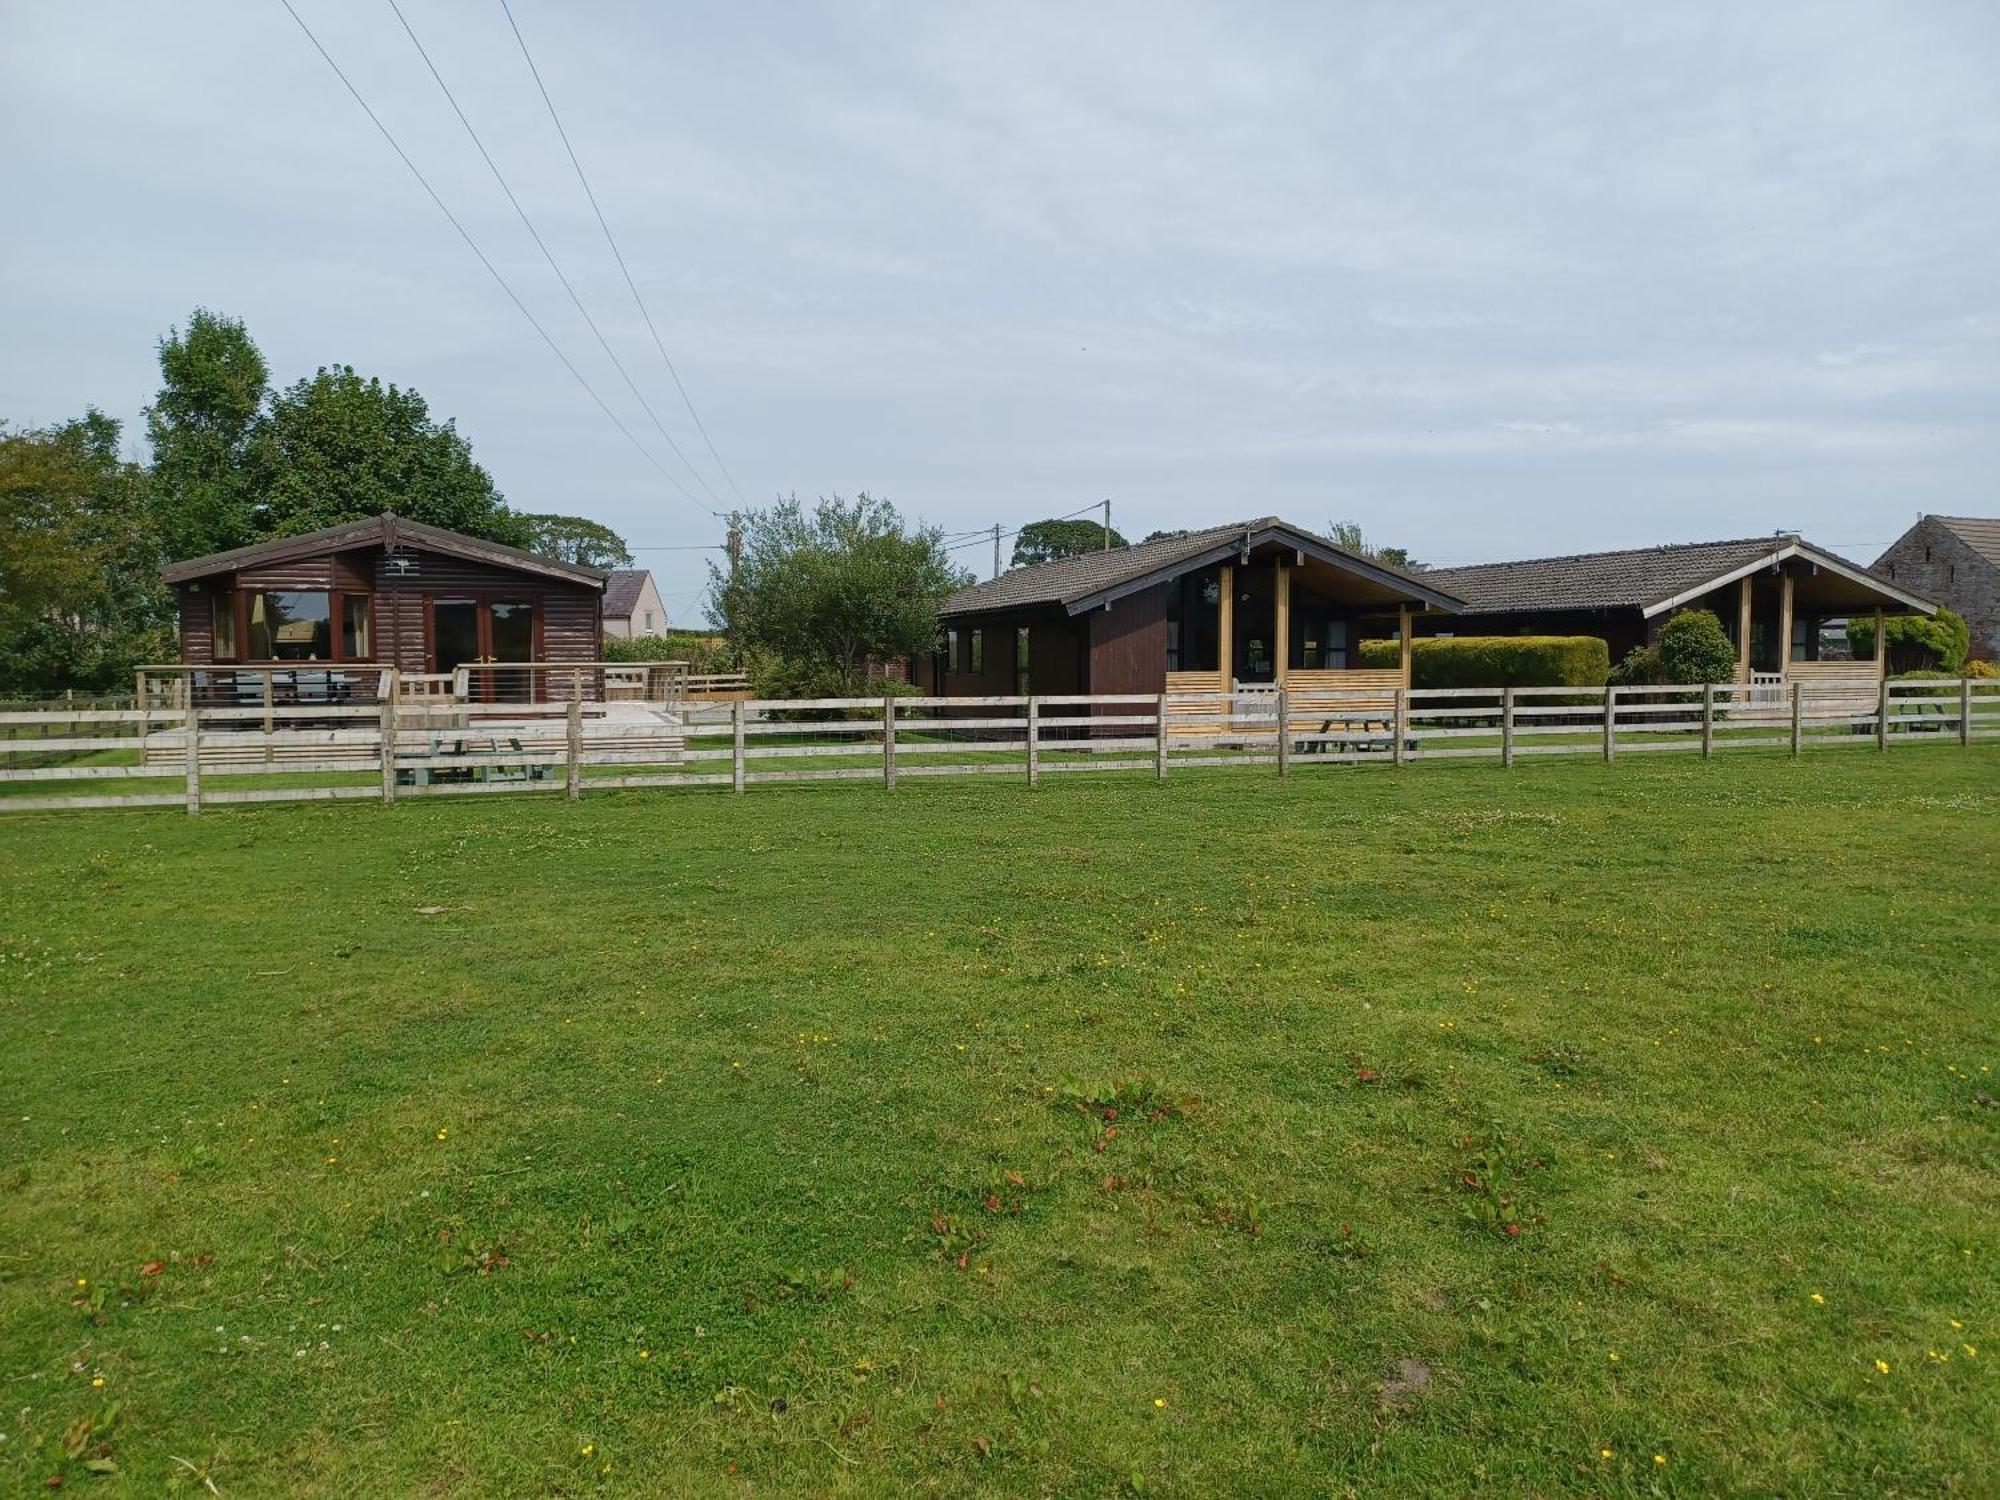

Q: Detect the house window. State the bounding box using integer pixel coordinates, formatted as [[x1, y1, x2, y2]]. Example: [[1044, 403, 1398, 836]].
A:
[[643, 610, 655, 632], [341, 595, 373, 659], [970, 629, 984, 674], [946, 628, 960, 672], [212, 592, 238, 660], [247, 591, 332, 660], [1016, 626, 1031, 697]]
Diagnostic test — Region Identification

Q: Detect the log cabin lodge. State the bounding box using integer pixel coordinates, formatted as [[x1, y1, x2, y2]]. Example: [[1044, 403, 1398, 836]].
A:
[[915, 520, 1935, 700]]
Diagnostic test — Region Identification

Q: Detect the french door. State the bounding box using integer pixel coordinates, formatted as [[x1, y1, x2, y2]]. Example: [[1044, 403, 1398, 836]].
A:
[[429, 597, 540, 700]]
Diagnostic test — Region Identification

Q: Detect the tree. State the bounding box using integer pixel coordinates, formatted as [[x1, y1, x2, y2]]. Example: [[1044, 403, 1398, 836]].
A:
[[1656, 609, 1738, 684], [710, 493, 969, 686], [0, 412, 173, 696], [145, 309, 270, 560], [1847, 609, 1969, 675], [1011, 516, 1127, 567], [1325, 519, 1422, 571], [247, 367, 530, 547], [520, 513, 632, 568]]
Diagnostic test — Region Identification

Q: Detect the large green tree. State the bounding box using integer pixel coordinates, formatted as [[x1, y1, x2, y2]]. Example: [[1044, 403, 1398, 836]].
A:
[[247, 367, 529, 547], [0, 412, 173, 696], [1011, 515, 1127, 567], [710, 493, 967, 686], [145, 309, 270, 559], [520, 512, 632, 568], [1326, 519, 1421, 571]]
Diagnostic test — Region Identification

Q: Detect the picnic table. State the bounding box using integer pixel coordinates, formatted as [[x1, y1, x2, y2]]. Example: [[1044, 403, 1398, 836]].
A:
[[398, 733, 557, 786], [1294, 716, 1421, 755]]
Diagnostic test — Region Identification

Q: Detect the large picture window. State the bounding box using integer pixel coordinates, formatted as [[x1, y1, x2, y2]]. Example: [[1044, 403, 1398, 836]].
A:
[[247, 591, 332, 660]]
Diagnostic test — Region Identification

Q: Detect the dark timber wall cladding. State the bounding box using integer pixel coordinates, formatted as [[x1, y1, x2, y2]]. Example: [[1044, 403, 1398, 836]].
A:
[[1086, 584, 1167, 696]]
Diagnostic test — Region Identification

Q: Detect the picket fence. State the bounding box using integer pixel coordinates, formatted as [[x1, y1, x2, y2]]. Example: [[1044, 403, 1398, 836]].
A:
[[0, 678, 1995, 816]]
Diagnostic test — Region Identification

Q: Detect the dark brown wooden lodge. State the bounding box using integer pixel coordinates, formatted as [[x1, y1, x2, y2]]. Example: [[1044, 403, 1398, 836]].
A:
[[161, 514, 605, 696]]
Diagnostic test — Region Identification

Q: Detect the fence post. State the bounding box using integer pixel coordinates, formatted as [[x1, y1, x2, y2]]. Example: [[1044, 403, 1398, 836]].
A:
[[1276, 687, 1291, 777], [379, 670, 398, 806], [566, 670, 583, 799], [883, 695, 897, 791], [1701, 683, 1714, 759], [1789, 681, 1802, 757], [1961, 677, 1973, 748], [1392, 688, 1407, 768], [1602, 686, 1617, 762], [1876, 675, 1889, 752], [1501, 686, 1515, 768], [1027, 698, 1041, 786], [732, 698, 747, 792], [262, 671, 275, 764], [1155, 692, 1168, 780], [184, 703, 201, 815]]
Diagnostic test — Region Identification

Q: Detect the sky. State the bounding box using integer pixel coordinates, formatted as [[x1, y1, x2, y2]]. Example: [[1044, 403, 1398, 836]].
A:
[[5, 1, 1998, 622]]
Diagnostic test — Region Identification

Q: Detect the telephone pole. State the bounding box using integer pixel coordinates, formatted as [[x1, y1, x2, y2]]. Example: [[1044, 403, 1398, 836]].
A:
[[992, 522, 1003, 579], [1102, 498, 1112, 551], [726, 513, 742, 574]]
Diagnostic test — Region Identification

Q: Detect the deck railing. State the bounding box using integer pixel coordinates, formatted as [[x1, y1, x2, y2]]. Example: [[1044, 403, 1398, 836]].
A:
[[3, 677, 1994, 815]]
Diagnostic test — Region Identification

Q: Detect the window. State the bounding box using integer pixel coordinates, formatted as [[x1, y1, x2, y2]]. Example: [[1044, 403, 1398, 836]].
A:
[[970, 629, 984, 674], [247, 591, 331, 660], [643, 610, 655, 632], [212, 592, 238, 659], [341, 595, 372, 659], [1015, 626, 1031, 697], [946, 628, 960, 672]]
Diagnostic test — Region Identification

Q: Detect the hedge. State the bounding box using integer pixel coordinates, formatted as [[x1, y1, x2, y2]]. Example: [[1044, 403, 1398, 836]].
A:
[[1356, 635, 1610, 689]]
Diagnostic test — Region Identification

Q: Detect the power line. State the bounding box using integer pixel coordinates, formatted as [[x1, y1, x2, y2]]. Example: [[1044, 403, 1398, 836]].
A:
[[387, 0, 727, 516], [500, 0, 753, 513], [274, 0, 711, 518]]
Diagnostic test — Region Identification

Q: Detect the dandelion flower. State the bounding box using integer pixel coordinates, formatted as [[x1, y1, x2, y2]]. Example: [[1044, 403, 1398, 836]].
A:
[[580, 1443, 594, 1457], [1154, 1398, 1166, 1408], [1654, 1454, 1667, 1466], [1874, 1359, 1890, 1375], [1599, 1448, 1613, 1460], [1608, 1351, 1619, 1363], [436, 1129, 448, 1141], [75, 1278, 87, 1289], [1811, 1292, 1825, 1305], [91, 1376, 104, 1388]]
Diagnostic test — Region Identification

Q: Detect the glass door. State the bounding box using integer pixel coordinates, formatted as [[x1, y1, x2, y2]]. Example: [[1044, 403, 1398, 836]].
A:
[[488, 602, 536, 701], [432, 599, 480, 677]]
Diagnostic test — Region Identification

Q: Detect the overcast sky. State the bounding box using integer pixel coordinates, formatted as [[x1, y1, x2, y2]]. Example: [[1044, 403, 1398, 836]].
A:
[[5, 2, 1998, 619]]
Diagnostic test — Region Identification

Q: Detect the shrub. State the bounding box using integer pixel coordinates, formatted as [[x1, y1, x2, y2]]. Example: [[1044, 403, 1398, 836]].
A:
[[1656, 609, 1737, 685], [1356, 635, 1610, 689], [750, 654, 921, 720], [1848, 609, 1970, 675], [1606, 644, 1669, 687], [1968, 659, 1998, 679], [603, 629, 741, 674]]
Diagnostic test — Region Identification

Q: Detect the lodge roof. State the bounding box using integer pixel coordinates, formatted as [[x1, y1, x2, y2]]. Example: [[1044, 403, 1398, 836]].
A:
[[160, 514, 607, 589], [938, 517, 1464, 618], [1424, 534, 1935, 618]]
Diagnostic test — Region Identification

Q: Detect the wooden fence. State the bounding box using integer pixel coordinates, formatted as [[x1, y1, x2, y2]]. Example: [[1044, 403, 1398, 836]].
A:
[[1, 678, 1995, 815]]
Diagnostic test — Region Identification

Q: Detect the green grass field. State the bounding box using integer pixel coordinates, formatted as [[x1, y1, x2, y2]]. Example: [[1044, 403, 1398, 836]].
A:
[[2, 749, 1996, 1495]]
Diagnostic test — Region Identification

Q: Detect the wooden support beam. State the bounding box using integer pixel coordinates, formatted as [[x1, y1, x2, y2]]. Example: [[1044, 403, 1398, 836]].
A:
[[1274, 561, 1291, 685], [1217, 564, 1234, 691], [1778, 571, 1794, 680], [1398, 605, 1413, 687], [1874, 605, 1887, 681], [1737, 577, 1753, 685]]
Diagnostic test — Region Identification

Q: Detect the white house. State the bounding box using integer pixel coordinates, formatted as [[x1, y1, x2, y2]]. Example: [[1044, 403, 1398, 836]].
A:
[[601, 569, 668, 639]]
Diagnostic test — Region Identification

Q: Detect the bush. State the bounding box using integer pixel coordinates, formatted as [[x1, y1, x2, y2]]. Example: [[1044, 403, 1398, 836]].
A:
[[1355, 635, 1610, 689], [1656, 609, 1737, 685], [1606, 644, 1670, 687], [1968, 659, 1998, 679], [603, 629, 741, 674], [1848, 609, 1970, 675], [749, 654, 921, 720]]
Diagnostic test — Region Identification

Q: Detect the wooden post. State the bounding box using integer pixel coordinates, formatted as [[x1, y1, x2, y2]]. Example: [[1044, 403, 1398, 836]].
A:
[[1777, 572, 1795, 684], [1274, 562, 1290, 686], [1026, 697, 1040, 786], [379, 669, 398, 805], [1789, 680, 1802, 757], [1398, 605, 1413, 688], [1961, 676, 1973, 748], [1876, 673, 1889, 752], [883, 695, 897, 791], [566, 670, 583, 799], [1603, 686, 1618, 762], [1737, 577, 1753, 685], [184, 703, 201, 815], [1276, 687, 1290, 777], [1155, 691, 1168, 779], [1217, 563, 1235, 692], [1701, 682, 1715, 759], [1392, 688, 1407, 767], [1874, 606, 1887, 681], [731, 698, 746, 792], [1501, 686, 1515, 768], [262, 670, 275, 764]]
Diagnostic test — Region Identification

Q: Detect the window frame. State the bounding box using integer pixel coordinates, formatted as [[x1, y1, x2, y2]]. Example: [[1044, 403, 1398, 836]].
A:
[[226, 586, 378, 664]]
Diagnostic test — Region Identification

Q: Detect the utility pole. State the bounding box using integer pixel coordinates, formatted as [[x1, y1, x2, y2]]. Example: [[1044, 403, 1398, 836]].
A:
[[726, 513, 742, 574], [993, 522, 1002, 579], [1102, 498, 1112, 551]]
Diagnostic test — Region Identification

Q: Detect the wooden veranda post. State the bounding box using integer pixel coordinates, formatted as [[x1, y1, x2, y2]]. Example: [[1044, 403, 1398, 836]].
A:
[[1398, 606, 1413, 687], [1737, 577, 1753, 684], [1777, 572, 1795, 683], [1026, 698, 1040, 786], [731, 699, 746, 792], [566, 671, 583, 799], [1602, 686, 1618, 762], [1155, 692, 1168, 779], [1217, 564, 1235, 691], [380, 670, 398, 805], [1701, 683, 1715, 759], [1501, 686, 1515, 768], [1874, 606, 1887, 681], [1274, 562, 1291, 686], [184, 703, 201, 815], [883, 695, 897, 791]]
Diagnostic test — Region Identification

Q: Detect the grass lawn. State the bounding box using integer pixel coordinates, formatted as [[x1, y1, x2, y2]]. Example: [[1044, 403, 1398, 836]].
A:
[[2, 749, 1996, 1495]]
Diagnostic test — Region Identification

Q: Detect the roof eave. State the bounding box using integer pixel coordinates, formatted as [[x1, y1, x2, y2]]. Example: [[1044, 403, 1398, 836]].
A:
[[1640, 543, 1937, 618]]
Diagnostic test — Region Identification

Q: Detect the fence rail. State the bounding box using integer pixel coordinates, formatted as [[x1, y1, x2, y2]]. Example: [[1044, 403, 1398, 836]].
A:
[[1, 677, 1994, 815]]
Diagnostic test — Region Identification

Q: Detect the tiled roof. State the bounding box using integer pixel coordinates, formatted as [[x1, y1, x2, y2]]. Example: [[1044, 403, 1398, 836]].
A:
[[601, 569, 650, 617], [160, 513, 607, 588], [939, 517, 1455, 617], [1931, 516, 2000, 570], [1424, 536, 1803, 614]]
